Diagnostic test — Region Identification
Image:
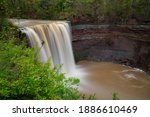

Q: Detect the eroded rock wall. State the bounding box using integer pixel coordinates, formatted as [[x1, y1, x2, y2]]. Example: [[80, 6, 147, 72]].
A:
[[72, 25, 150, 73]]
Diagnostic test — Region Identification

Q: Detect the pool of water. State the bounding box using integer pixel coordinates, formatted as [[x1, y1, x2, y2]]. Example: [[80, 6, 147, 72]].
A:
[[77, 61, 150, 100]]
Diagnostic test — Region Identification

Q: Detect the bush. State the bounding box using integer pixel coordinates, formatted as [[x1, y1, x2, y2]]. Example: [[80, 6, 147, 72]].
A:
[[0, 34, 80, 100]]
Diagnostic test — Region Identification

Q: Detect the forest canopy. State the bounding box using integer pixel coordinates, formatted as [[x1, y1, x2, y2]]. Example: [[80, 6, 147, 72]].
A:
[[1, 0, 150, 24]]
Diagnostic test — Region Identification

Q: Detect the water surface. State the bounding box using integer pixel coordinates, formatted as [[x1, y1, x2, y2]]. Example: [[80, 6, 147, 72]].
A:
[[77, 61, 150, 100]]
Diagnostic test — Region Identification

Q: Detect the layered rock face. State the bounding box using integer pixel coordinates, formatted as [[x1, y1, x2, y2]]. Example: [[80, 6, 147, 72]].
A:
[[72, 25, 150, 73]]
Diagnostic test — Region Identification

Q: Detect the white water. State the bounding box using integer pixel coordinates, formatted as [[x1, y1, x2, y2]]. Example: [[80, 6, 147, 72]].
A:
[[21, 22, 76, 75]]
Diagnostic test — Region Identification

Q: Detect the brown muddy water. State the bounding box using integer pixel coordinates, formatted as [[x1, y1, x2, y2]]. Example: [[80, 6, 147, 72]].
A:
[[77, 61, 150, 100]]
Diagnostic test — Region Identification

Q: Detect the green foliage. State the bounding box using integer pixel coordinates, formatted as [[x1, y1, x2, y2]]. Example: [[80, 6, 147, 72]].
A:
[[132, 0, 150, 20], [2, 0, 149, 24], [0, 21, 17, 41], [0, 0, 9, 18], [0, 25, 80, 100], [112, 92, 120, 100], [88, 93, 96, 100]]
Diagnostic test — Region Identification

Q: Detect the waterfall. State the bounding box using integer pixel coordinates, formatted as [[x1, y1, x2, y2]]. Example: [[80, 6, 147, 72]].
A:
[[21, 22, 76, 75]]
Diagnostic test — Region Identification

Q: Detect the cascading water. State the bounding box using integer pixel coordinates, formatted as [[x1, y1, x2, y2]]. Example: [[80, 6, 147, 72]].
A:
[[21, 22, 76, 75], [11, 19, 150, 99]]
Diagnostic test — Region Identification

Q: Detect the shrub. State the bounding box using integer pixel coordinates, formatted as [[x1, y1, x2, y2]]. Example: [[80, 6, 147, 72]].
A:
[[112, 92, 120, 100], [0, 37, 80, 100]]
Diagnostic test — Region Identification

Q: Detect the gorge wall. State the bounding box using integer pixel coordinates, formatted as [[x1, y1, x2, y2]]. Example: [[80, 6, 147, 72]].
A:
[[72, 25, 150, 73]]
